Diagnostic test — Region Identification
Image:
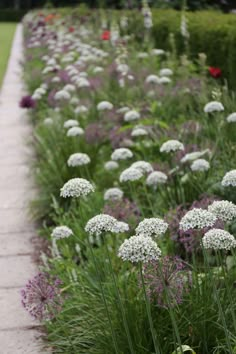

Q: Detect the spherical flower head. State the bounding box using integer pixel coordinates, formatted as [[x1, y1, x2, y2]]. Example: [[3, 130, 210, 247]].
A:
[[44, 118, 53, 125], [146, 171, 168, 187], [111, 221, 129, 233], [60, 178, 94, 198], [85, 214, 118, 236], [190, 159, 210, 172], [181, 149, 210, 163], [120, 167, 143, 183], [222, 170, 236, 187], [131, 161, 153, 175], [21, 273, 63, 320], [67, 127, 84, 137], [208, 200, 236, 222], [111, 148, 133, 161], [104, 187, 124, 201], [124, 110, 140, 122], [116, 106, 130, 114], [179, 208, 217, 231], [145, 75, 159, 84], [204, 101, 224, 113], [160, 140, 184, 153], [54, 90, 71, 101], [131, 127, 148, 137], [159, 68, 173, 77], [202, 229, 236, 250], [67, 153, 91, 167], [97, 101, 113, 111], [104, 160, 119, 171], [51, 226, 73, 240], [158, 77, 171, 84], [118, 235, 162, 263], [135, 218, 168, 238], [151, 49, 165, 56], [63, 119, 79, 128], [75, 105, 88, 114], [226, 112, 236, 123], [19, 95, 36, 109]]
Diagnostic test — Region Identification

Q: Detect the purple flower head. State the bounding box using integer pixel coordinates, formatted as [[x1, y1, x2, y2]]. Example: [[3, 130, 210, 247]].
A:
[[85, 123, 108, 145], [21, 272, 63, 321], [19, 95, 36, 109], [142, 256, 192, 309]]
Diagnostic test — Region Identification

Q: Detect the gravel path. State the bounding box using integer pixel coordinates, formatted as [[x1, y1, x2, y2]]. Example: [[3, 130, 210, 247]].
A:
[[0, 24, 44, 353]]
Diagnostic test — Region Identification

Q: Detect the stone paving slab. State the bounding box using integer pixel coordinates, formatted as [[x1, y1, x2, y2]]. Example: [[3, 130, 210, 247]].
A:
[[0, 329, 45, 354], [0, 232, 35, 256], [0, 208, 34, 233]]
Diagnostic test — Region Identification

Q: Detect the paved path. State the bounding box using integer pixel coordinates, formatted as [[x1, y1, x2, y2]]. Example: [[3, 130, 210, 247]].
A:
[[0, 24, 44, 353]]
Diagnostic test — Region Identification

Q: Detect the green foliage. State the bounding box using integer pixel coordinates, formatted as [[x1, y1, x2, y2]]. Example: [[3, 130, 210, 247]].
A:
[[0, 9, 26, 22]]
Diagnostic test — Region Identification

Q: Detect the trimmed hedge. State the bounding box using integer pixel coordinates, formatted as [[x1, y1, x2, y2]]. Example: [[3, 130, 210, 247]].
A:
[[0, 9, 26, 22], [127, 10, 236, 89]]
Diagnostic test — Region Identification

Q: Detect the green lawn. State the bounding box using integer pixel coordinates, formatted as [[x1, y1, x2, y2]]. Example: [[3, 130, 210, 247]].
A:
[[0, 23, 17, 87]]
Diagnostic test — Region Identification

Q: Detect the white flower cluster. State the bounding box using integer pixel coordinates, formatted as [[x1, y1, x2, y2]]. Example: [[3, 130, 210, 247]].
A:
[[202, 229, 236, 250], [190, 159, 210, 172], [111, 221, 129, 234], [75, 105, 88, 114], [67, 127, 84, 137], [104, 187, 124, 201], [64, 119, 79, 128], [222, 170, 236, 187], [54, 90, 71, 101], [97, 101, 113, 111], [181, 149, 210, 164], [118, 235, 161, 263], [226, 112, 236, 123], [160, 139, 184, 153], [204, 101, 224, 113], [146, 171, 168, 187], [60, 178, 94, 198], [120, 167, 143, 183], [67, 153, 91, 167], [131, 127, 148, 137], [159, 68, 173, 77], [131, 161, 153, 174], [111, 148, 133, 161], [104, 161, 119, 171], [135, 218, 168, 238], [208, 200, 236, 222], [179, 208, 217, 231], [51, 226, 73, 240], [124, 110, 140, 122], [145, 75, 159, 84], [85, 214, 128, 236]]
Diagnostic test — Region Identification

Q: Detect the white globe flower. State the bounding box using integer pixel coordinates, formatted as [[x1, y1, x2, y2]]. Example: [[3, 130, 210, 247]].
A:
[[131, 127, 148, 137], [74, 105, 88, 114], [135, 218, 168, 238], [159, 68, 173, 77], [151, 49, 165, 56], [116, 106, 130, 114], [64, 84, 76, 92], [67, 127, 84, 137], [120, 167, 143, 183], [51, 226, 73, 240], [145, 75, 159, 84], [111, 221, 129, 234], [222, 170, 236, 187], [85, 214, 118, 236], [179, 208, 217, 231], [158, 76, 171, 84], [104, 161, 119, 171], [190, 159, 210, 172], [64, 119, 79, 129], [208, 200, 236, 222], [124, 110, 140, 122], [111, 148, 133, 161], [60, 178, 95, 198], [226, 112, 236, 123], [202, 229, 236, 250], [181, 150, 210, 164], [67, 153, 91, 167], [104, 188, 124, 201], [160, 140, 184, 153], [44, 118, 53, 125], [131, 161, 153, 174], [97, 101, 113, 111], [118, 235, 162, 263], [204, 101, 224, 113], [54, 90, 71, 101], [146, 171, 168, 187]]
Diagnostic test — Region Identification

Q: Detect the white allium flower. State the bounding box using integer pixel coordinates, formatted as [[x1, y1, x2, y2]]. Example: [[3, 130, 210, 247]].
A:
[[160, 139, 184, 153], [93, 66, 104, 74], [146, 171, 168, 186], [44, 118, 53, 125], [70, 97, 80, 105], [97, 101, 113, 111], [124, 110, 140, 122], [137, 52, 149, 59], [67, 127, 84, 137], [51, 226, 73, 240], [226, 112, 236, 123], [111, 221, 129, 234], [52, 76, 61, 83], [158, 76, 171, 84], [111, 148, 133, 161], [118, 235, 162, 263], [120, 167, 143, 183], [190, 159, 210, 172], [104, 161, 119, 171], [179, 208, 217, 231], [77, 77, 90, 88], [60, 178, 94, 198], [208, 200, 236, 222], [104, 188, 124, 201], [117, 63, 129, 74], [131, 127, 148, 137], [151, 49, 165, 56], [222, 170, 236, 187], [74, 105, 88, 114], [145, 75, 159, 84], [116, 106, 130, 114], [67, 153, 91, 167], [204, 101, 224, 113], [159, 68, 173, 77], [135, 218, 168, 238], [64, 84, 76, 92], [64, 119, 79, 128], [85, 214, 118, 236], [181, 150, 210, 163], [131, 161, 153, 174], [54, 90, 71, 101], [202, 229, 236, 250]]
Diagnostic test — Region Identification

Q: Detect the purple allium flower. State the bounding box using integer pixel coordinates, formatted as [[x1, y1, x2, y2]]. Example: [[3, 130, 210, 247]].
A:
[[109, 125, 132, 149], [85, 123, 108, 145], [21, 273, 63, 321], [142, 256, 191, 308], [19, 95, 36, 109], [103, 198, 140, 227]]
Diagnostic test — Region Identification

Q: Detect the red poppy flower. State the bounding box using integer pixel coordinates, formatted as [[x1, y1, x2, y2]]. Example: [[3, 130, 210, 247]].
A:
[[101, 30, 110, 41], [209, 66, 222, 78], [69, 26, 75, 33]]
